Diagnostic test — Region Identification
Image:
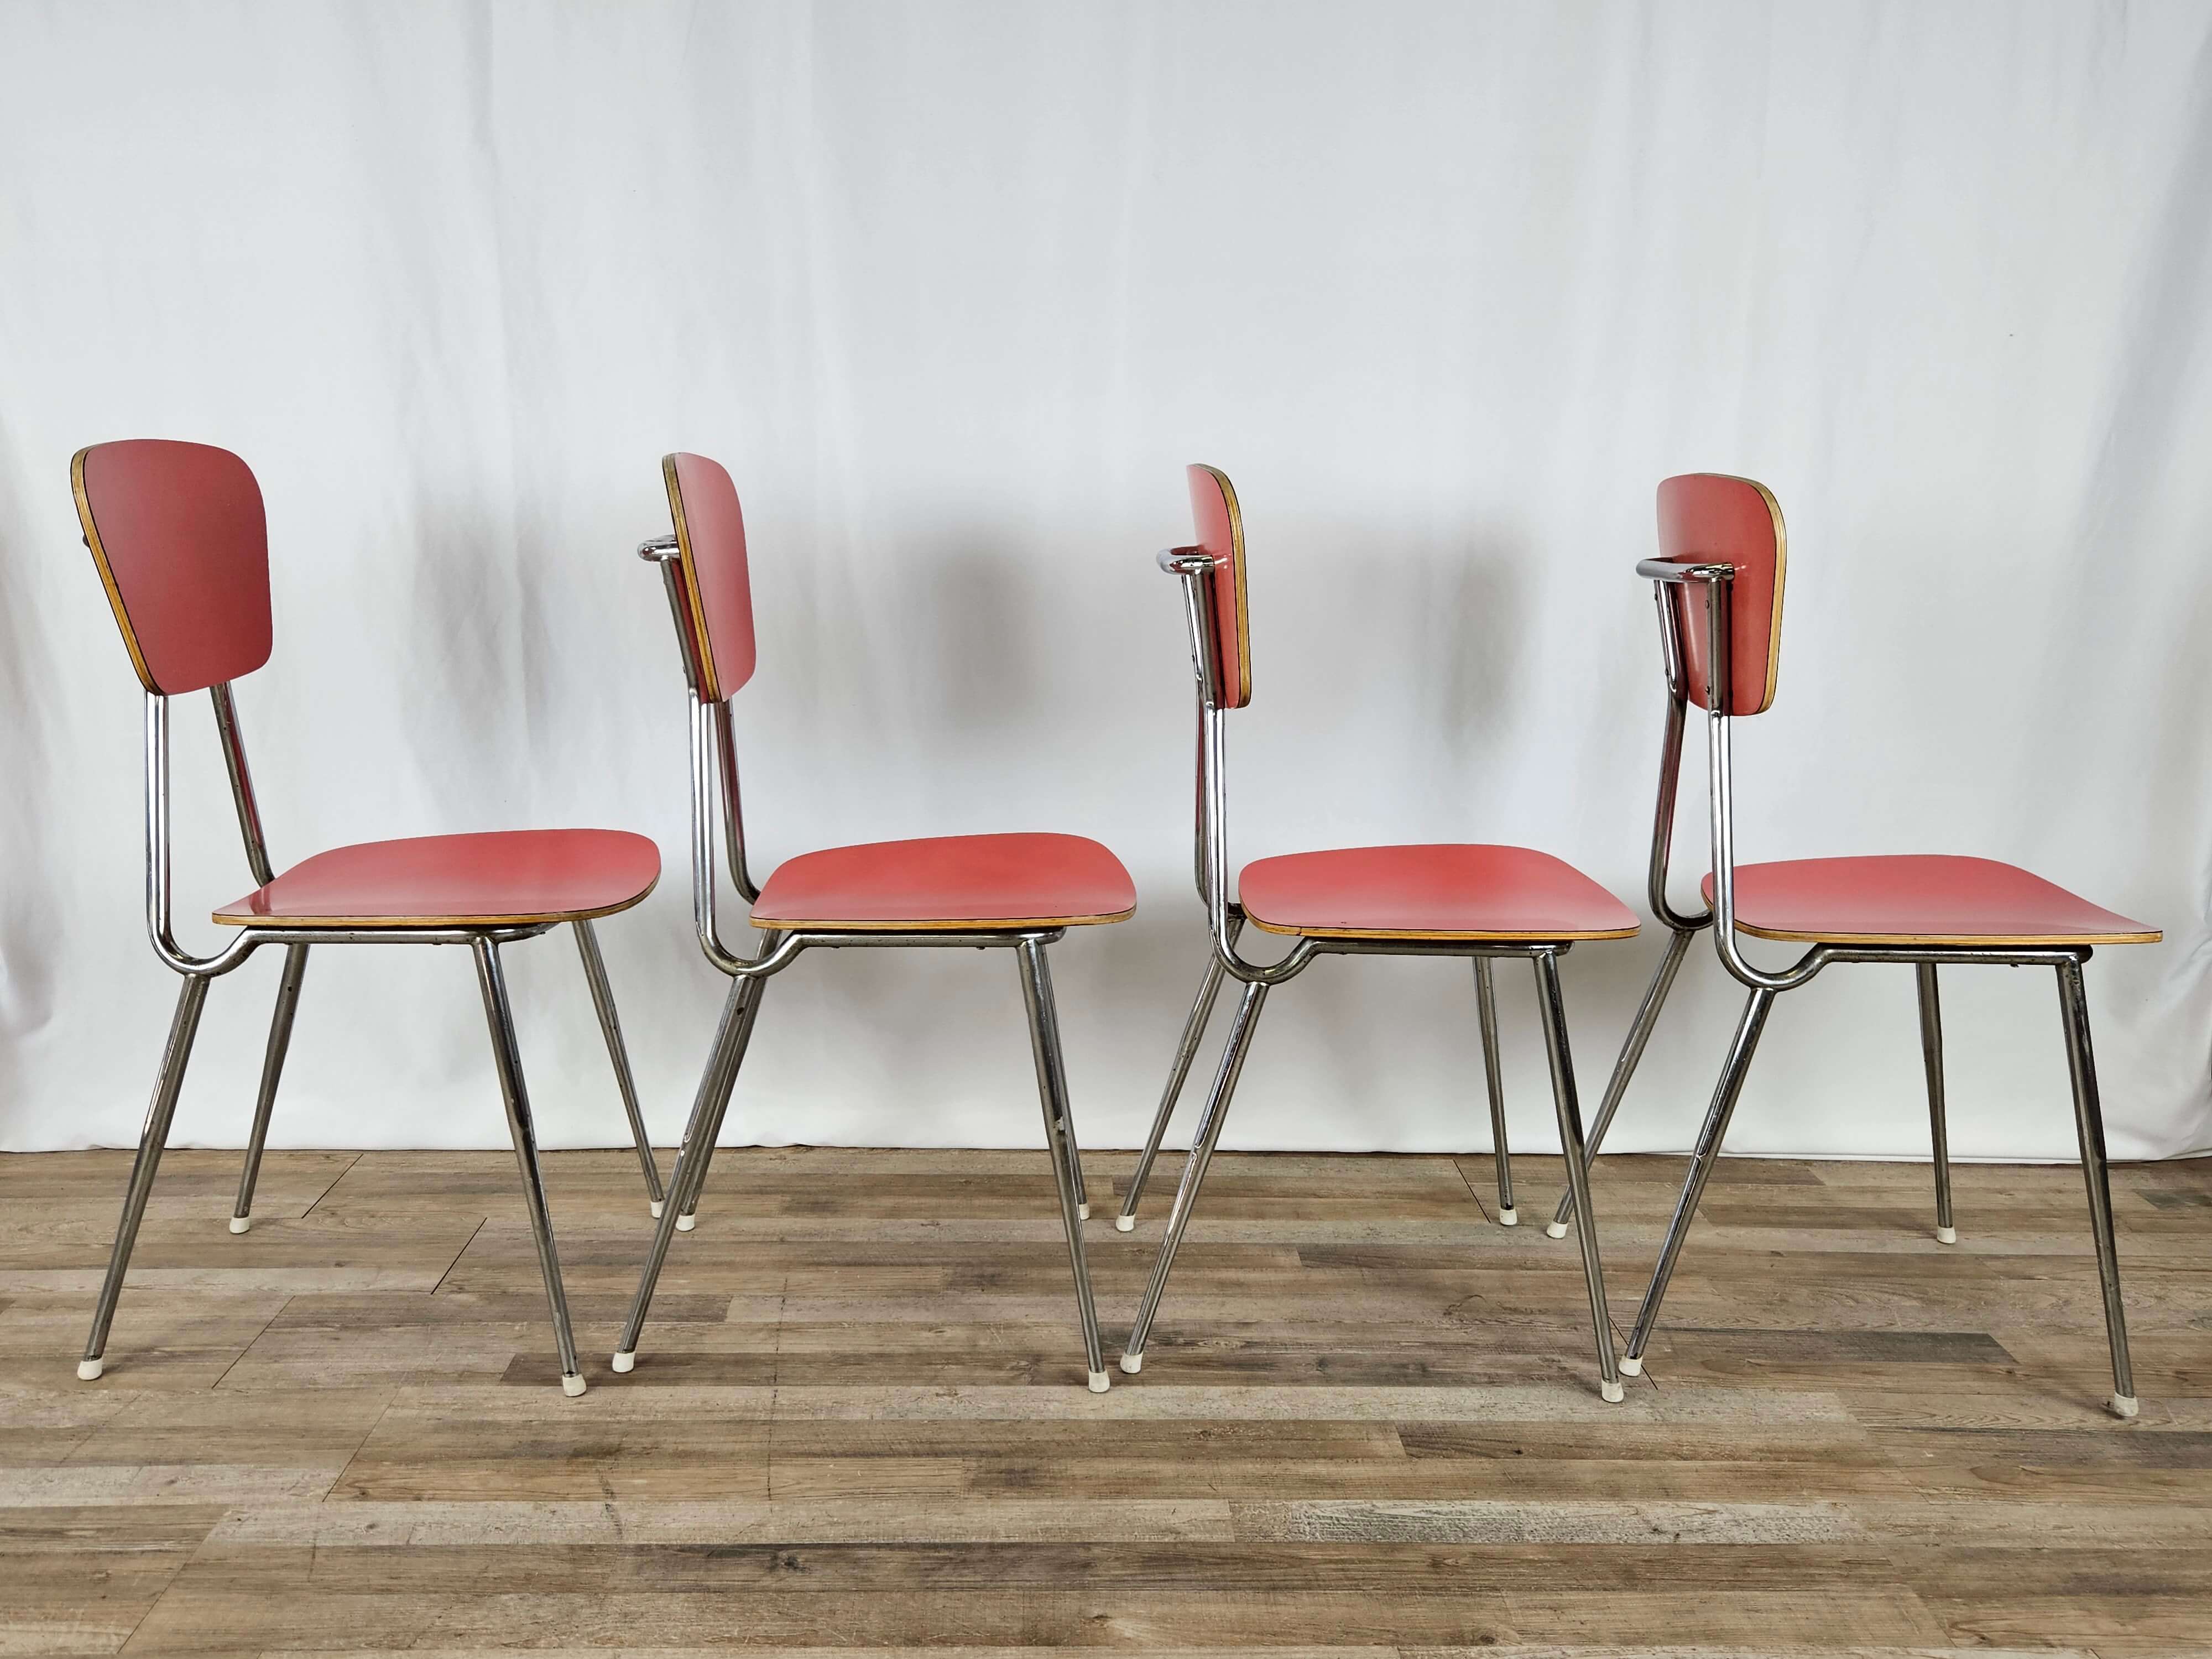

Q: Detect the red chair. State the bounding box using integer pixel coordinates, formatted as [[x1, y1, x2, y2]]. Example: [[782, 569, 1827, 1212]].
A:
[[1118, 465, 1637, 1401], [70, 440, 663, 1396], [1545, 473, 2157, 1417], [610, 453, 1136, 1392]]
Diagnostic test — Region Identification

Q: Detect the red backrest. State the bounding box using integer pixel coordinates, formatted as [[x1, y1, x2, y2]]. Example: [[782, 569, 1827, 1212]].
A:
[[662, 452, 758, 702], [72, 440, 273, 696], [1655, 473, 1787, 716], [1186, 463, 1252, 709]]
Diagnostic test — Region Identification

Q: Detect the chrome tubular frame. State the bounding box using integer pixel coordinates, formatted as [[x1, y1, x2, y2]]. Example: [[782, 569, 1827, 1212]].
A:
[[81, 685, 666, 1395], [1120, 550, 1624, 1402], [1572, 558, 2138, 1418], [616, 535, 1111, 1390]]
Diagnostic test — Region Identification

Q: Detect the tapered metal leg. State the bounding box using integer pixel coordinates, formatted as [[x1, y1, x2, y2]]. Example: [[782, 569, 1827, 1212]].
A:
[[1531, 951, 1624, 1400], [2055, 959, 2137, 1419], [573, 920, 665, 1214], [231, 943, 308, 1235], [1121, 978, 1269, 1374], [1620, 984, 1776, 1376], [1016, 939, 1108, 1391], [81, 975, 212, 1379], [1549, 926, 1694, 1237], [1472, 956, 1515, 1224], [1120, 947, 1232, 1231], [613, 960, 774, 1371], [1917, 962, 1956, 1245], [471, 938, 584, 1396]]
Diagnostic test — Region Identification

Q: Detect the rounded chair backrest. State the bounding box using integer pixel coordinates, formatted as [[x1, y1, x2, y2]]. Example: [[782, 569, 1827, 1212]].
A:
[[1655, 472, 1786, 716], [1186, 463, 1252, 709], [662, 452, 758, 702], [72, 440, 273, 696]]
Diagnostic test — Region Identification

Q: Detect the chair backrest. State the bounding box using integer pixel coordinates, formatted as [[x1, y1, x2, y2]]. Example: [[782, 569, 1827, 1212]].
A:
[[662, 452, 758, 702], [1655, 472, 1786, 716], [72, 440, 273, 696], [1186, 463, 1252, 709]]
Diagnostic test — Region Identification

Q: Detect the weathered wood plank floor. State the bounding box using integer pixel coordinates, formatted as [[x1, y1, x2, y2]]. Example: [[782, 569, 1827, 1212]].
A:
[[3, 1145, 2209, 1657]]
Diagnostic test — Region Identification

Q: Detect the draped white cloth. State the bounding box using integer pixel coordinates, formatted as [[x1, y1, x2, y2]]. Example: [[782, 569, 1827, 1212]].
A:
[[3, 1, 2207, 1165]]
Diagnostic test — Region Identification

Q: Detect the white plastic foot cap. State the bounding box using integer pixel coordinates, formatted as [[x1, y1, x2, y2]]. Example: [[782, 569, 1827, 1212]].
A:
[[228, 1215, 252, 1234], [1935, 1225, 1958, 1245], [675, 1212, 696, 1232], [1601, 1378, 1626, 1403], [561, 1373, 587, 1397], [1087, 1369, 1110, 1394], [650, 1200, 664, 1219], [1114, 1214, 1135, 1232], [2110, 1392, 2140, 1420], [1545, 1220, 1570, 1239], [1619, 1354, 1644, 1377], [1118, 1351, 1144, 1374], [1077, 1203, 1089, 1220], [77, 1358, 103, 1381], [1497, 1207, 1518, 1227], [611, 1350, 635, 1374]]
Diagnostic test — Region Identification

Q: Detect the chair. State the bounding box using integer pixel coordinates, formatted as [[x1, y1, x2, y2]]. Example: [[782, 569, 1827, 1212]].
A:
[[1118, 465, 1637, 1401], [70, 439, 665, 1396], [1542, 472, 2157, 1417], [610, 453, 1136, 1392]]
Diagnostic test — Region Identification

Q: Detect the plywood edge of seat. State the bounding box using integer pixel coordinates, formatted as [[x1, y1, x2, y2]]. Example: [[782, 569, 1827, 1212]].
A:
[[1246, 916, 1641, 942], [211, 874, 660, 930], [1732, 920, 2163, 947], [750, 902, 1138, 932]]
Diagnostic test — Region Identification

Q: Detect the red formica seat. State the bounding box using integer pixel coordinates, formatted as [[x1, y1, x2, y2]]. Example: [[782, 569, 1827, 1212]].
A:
[[1699, 854, 2155, 947], [69, 439, 667, 1399], [1240, 844, 1640, 940], [749, 832, 1134, 931], [214, 829, 660, 928]]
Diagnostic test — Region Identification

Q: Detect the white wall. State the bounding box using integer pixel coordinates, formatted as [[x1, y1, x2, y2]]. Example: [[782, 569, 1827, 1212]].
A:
[[3, 1, 2208, 1165]]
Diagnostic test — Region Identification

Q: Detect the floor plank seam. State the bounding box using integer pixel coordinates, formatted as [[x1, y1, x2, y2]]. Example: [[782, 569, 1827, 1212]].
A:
[[295, 1151, 362, 1220]]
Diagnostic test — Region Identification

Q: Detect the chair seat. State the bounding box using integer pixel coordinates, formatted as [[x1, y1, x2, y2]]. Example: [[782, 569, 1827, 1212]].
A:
[[213, 830, 660, 928], [1700, 855, 2159, 946], [1238, 844, 1639, 940], [750, 833, 1136, 930]]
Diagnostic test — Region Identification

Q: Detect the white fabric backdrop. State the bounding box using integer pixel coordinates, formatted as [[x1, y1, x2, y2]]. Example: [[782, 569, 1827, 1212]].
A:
[[3, 1, 2208, 1166]]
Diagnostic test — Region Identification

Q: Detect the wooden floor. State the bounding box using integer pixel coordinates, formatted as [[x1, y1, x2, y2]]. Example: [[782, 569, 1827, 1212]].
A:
[[3, 1144, 2210, 1657]]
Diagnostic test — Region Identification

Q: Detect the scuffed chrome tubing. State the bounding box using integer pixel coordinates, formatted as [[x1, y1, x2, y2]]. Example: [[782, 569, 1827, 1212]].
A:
[[1917, 962, 1954, 1240], [574, 919, 664, 1207], [209, 681, 274, 886], [1550, 925, 1696, 1234], [144, 694, 258, 978], [688, 691, 750, 974], [1472, 956, 1514, 1218], [472, 937, 583, 1392], [2056, 959, 2136, 1413], [1644, 686, 1711, 935], [1121, 930, 1239, 1228], [1018, 939, 1107, 1385], [1531, 948, 1621, 1396], [1122, 977, 1270, 1370], [82, 973, 211, 1372], [1623, 984, 1777, 1368], [233, 942, 309, 1229], [707, 699, 759, 902]]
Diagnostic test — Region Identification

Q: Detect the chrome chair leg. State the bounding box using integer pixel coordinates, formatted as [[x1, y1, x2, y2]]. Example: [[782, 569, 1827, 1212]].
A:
[[1120, 947, 1230, 1231], [613, 963, 773, 1373], [1620, 983, 1776, 1377], [1548, 926, 1694, 1237], [573, 919, 666, 1215], [1917, 962, 1956, 1245], [1016, 939, 1108, 1392], [1472, 956, 1515, 1224], [231, 943, 307, 1235], [2056, 959, 2137, 1419], [1120, 978, 1269, 1375], [471, 938, 584, 1397], [80, 975, 211, 1380], [1531, 950, 1624, 1401]]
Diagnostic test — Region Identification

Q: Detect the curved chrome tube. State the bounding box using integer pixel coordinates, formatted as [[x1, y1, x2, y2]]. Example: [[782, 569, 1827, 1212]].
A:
[[1161, 549, 1317, 988], [144, 694, 261, 979]]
